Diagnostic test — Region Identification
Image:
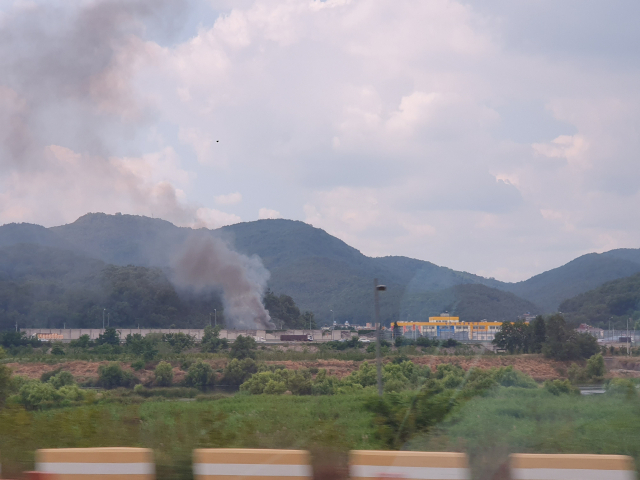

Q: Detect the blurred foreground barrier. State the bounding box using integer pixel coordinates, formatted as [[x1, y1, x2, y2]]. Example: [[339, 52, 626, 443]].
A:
[[35, 447, 154, 480], [510, 453, 636, 480], [349, 451, 470, 480], [193, 449, 312, 480]]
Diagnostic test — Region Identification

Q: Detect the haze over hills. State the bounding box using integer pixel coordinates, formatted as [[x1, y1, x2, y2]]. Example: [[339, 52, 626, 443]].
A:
[[0, 212, 638, 326]]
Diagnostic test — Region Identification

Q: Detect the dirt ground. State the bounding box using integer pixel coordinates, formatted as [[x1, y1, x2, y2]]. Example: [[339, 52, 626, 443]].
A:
[[6, 354, 568, 383]]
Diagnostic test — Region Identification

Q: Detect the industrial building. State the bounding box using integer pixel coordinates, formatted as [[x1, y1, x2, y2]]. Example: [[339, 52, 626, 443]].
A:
[[397, 315, 503, 341]]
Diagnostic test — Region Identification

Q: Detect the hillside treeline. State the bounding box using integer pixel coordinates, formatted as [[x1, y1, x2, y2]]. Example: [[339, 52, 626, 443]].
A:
[[560, 273, 640, 329], [0, 244, 313, 330]]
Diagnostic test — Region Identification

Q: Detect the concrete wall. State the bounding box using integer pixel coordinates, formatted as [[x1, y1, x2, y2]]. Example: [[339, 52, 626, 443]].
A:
[[21, 328, 358, 343]]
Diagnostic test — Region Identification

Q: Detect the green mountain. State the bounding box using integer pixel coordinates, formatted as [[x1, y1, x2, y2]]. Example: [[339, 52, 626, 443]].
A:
[[559, 273, 640, 329], [0, 243, 222, 330], [503, 250, 640, 312], [0, 213, 639, 326]]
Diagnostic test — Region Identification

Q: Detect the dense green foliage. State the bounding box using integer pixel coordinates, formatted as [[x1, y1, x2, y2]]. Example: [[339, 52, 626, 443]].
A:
[[494, 315, 599, 360], [560, 272, 640, 328], [154, 362, 174, 387], [0, 244, 223, 330]]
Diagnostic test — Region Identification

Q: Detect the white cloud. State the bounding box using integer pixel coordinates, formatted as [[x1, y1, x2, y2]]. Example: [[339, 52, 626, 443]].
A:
[[258, 208, 281, 220], [3, 0, 640, 281], [215, 192, 243, 205]]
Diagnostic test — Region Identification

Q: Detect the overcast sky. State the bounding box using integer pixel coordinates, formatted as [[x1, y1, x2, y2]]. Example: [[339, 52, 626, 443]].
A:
[[1, 0, 639, 282]]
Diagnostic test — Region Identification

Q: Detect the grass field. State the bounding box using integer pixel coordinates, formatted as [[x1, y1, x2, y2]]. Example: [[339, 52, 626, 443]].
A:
[[415, 387, 640, 479], [0, 394, 380, 479], [2, 387, 640, 480]]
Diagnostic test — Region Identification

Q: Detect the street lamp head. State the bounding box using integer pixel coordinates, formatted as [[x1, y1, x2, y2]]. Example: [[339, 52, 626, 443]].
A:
[[376, 285, 387, 291]]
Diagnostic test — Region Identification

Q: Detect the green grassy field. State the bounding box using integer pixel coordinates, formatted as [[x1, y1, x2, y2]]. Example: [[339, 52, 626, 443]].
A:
[[415, 387, 640, 479], [0, 394, 380, 479], [2, 388, 640, 480]]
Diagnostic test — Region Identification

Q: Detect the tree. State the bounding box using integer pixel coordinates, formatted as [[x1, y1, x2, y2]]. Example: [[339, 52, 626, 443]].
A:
[[493, 321, 531, 353], [263, 290, 316, 329], [185, 361, 214, 389], [70, 334, 92, 349], [531, 316, 546, 353], [97, 327, 120, 346], [97, 363, 136, 389], [0, 364, 12, 406], [201, 325, 228, 353], [154, 361, 174, 387], [222, 358, 258, 386], [230, 335, 257, 360], [163, 332, 195, 353], [50, 343, 65, 355], [300, 311, 317, 329], [586, 353, 606, 379], [543, 314, 598, 361], [125, 333, 145, 355]]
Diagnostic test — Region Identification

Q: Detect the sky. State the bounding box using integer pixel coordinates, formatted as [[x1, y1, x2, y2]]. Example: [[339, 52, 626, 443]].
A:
[[1, 0, 639, 282]]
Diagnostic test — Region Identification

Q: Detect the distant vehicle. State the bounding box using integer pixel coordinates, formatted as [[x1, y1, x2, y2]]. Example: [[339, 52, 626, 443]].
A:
[[280, 334, 313, 341], [360, 338, 371, 344]]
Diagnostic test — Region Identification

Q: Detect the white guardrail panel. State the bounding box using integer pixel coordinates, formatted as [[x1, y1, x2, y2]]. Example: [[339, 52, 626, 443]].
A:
[[193, 448, 312, 480], [349, 450, 470, 480], [35, 447, 155, 480], [509, 453, 636, 480]]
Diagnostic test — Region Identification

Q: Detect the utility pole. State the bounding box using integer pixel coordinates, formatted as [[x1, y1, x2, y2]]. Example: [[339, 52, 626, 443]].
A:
[[374, 279, 387, 397], [214, 309, 217, 327], [103, 309, 106, 330]]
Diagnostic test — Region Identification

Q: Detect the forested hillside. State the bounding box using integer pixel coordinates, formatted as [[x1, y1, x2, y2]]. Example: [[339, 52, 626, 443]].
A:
[[560, 273, 640, 328], [504, 249, 640, 312], [0, 244, 222, 330], [0, 213, 639, 326]]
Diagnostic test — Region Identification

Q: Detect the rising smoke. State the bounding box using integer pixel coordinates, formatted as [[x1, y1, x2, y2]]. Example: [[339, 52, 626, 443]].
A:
[[172, 234, 275, 330], [0, 0, 218, 228]]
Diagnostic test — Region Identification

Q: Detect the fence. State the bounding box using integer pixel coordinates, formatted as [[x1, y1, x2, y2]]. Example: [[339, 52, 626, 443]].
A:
[[24, 448, 635, 480]]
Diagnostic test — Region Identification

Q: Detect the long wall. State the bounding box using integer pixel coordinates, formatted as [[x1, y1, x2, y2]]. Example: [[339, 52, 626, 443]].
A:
[[21, 328, 356, 343]]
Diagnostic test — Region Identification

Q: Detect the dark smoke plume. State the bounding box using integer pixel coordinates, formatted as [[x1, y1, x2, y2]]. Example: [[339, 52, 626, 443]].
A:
[[172, 235, 275, 329]]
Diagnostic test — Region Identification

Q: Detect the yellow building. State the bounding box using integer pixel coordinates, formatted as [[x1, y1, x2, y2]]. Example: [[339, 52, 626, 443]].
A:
[[397, 316, 503, 341]]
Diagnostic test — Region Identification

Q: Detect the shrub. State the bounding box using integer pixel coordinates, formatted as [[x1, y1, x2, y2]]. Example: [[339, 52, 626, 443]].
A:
[[131, 359, 145, 371], [222, 358, 258, 386], [586, 353, 606, 379], [97, 363, 137, 389], [495, 366, 537, 388], [544, 379, 579, 396], [70, 334, 92, 349], [230, 335, 257, 360], [154, 361, 174, 387], [134, 384, 148, 396], [40, 367, 63, 383], [185, 361, 214, 389], [48, 370, 75, 389], [50, 343, 65, 355], [58, 385, 85, 402], [607, 378, 637, 397], [19, 382, 61, 409]]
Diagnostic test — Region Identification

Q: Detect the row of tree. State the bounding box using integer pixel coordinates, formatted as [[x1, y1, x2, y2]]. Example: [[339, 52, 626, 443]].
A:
[[493, 314, 599, 360]]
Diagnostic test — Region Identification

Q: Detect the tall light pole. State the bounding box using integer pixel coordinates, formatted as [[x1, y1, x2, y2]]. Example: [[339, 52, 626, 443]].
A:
[[103, 309, 106, 330], [214, 309, 217, 327], [374, 279, 387, 397]]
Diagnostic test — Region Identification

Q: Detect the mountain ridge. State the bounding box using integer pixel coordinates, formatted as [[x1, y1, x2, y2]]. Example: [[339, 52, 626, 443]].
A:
[[0, 212, 638, 325]]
